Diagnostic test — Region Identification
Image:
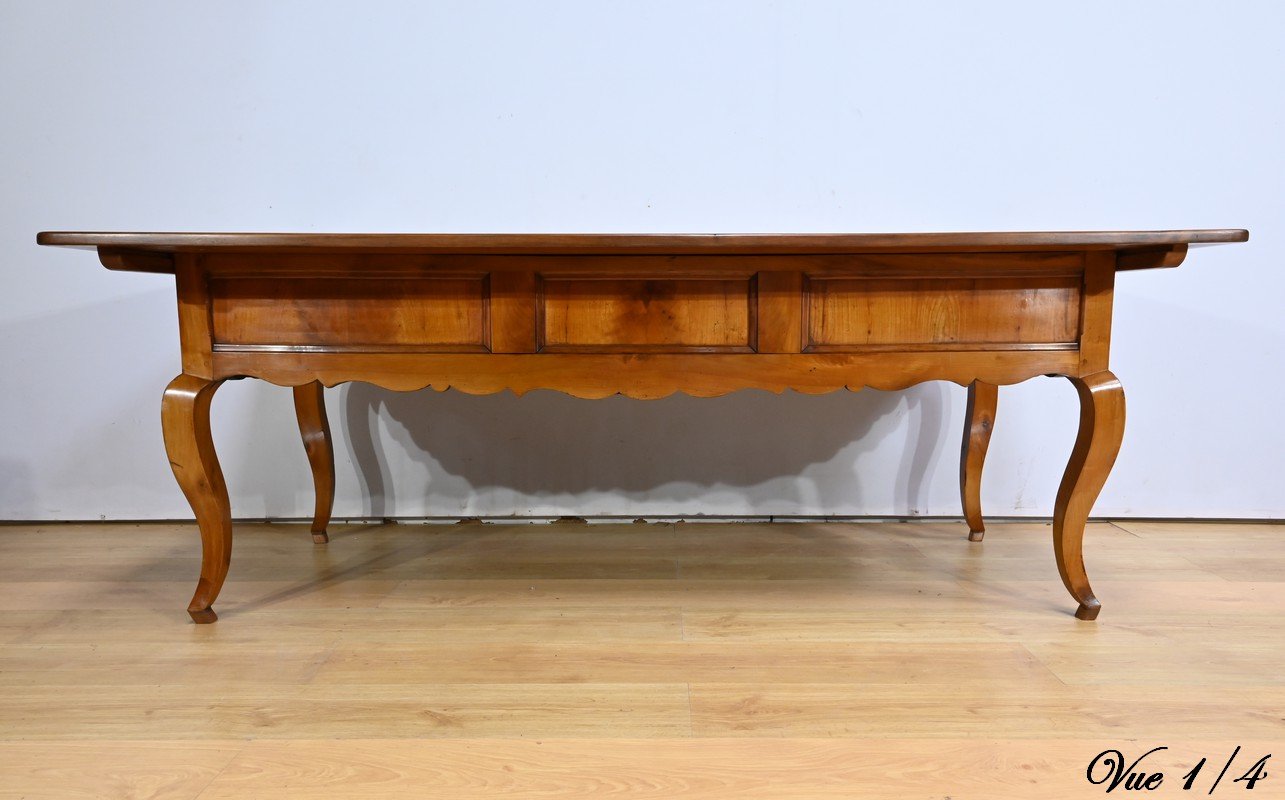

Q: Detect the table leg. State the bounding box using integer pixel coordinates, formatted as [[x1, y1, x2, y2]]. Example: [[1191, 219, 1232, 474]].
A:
[[1054, 371, 1125, 620], [959, 380, 998, 541], [161, 374, 231, 624], [292, 382, 335, 544]]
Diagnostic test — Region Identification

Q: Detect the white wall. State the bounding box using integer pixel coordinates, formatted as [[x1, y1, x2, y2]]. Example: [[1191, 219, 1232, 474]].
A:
[[2, 1, 1281, 522]]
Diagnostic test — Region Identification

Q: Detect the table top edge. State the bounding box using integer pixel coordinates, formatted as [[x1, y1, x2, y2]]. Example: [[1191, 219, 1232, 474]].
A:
[[35, 229, 1250, 253]]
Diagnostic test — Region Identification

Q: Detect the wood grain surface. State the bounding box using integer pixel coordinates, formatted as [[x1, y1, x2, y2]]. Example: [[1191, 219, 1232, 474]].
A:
[[1, 519, 1281, 798], [211, 276, 489, 351], [804, 275, 1080, 350], [35, 230, 1250, 624], [36, 228, 1249, 258], [539, 277, 754, 352], [961, 379, 999, 540]]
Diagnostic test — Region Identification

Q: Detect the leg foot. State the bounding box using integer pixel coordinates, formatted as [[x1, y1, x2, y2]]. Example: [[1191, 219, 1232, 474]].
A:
[[188, 607, 219, 624], [163, 374, 231, 624], [1075, 600, 1102, 621], [293, 382, 335, 545], [960, 380, 998, 541], [1053, 371, 1125, 620]]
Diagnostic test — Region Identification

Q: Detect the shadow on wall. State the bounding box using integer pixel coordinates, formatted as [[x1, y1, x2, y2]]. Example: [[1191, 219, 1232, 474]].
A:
[[0, 285, 951, 520], [9, 275, 1276, 521], [341, 380, 952, 518]]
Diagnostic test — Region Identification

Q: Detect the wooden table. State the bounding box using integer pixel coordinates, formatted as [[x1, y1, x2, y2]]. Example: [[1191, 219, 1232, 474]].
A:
[[38, 230, 1246, 622]]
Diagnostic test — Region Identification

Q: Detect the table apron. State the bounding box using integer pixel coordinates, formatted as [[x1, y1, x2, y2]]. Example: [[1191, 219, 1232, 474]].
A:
[[182, 249, 1113, 392]]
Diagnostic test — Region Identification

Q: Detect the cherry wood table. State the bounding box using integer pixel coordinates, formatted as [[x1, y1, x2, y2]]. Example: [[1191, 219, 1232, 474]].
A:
[[38, 230, 1246, 623]]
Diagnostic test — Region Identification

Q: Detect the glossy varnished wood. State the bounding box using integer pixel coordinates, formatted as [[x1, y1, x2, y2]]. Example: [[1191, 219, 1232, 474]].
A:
[[755, 271, 804, 353], [538, 277, 755, 352], [804, 275, 1080, 351], [960, 380, 998, 541], [38, 229, 1247, 621], [1054, 371, 1127, 620], [213, 350, 1081, 398], [292, 382, 334, 544], [160, 375, 230, 623], [211, 276, 489, 352], [37, 228, 1248, 256]]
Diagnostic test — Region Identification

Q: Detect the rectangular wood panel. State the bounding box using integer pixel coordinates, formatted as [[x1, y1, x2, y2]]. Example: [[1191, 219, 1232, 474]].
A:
[[210, 276, 488, 351], [806, 276, 1081, 351], [489, 271, 538, 353], [539, 278, 755, 352], [755, 272, 804, 353]]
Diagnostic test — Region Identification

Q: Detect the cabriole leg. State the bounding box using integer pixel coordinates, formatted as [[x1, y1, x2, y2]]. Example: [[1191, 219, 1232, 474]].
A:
[[960, 380, 998, 541], [1053, 371, 1126, 620], [161, 374, 231, 624], [293, 381, 335, 544]]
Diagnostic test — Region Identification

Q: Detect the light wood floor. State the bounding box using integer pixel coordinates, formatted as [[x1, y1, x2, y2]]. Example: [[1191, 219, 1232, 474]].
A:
[[0, 519, 1281, 798]]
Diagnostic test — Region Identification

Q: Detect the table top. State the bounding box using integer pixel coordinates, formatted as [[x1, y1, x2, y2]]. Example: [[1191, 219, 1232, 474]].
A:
[[37, 229, 1247, 255]]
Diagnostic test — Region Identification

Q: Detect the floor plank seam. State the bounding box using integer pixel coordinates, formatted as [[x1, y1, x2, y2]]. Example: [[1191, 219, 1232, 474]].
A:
[[1018, 643, 1073, 688], [190, 739, 251, 800]]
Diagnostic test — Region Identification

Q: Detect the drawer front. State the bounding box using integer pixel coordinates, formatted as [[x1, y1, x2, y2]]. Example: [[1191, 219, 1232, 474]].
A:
[[210, 276, 489, 352], [805, 275, 1081, 351], [538, 277, 755, 352], [204, 257, 1084, 357]]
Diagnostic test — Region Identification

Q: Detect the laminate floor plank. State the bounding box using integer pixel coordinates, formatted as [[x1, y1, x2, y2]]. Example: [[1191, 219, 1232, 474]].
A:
[[0, 607, 683, 648], [0, 740, 245, 800], [688, 683, 1285, 739], [310, 641, 1060, 685], [1, 519, 1281, 798], [190, 739, 1285, 800], [0, 683, 692, 740]]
